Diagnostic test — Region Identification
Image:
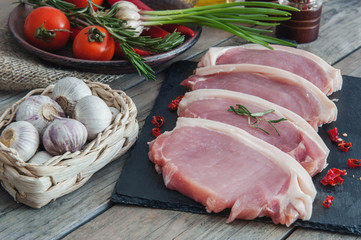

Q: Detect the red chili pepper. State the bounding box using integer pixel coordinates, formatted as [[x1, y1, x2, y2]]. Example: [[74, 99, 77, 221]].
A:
[[152, 127, 161, 137], [339, 142, 352, 152], [328, 127, 344, 144], [114, 42, 151, 57], [70, 26, 83, 40], [168, 95, 184, 111], [141, 26, 170, 39], [160, 24, 195, 37], [322, 195, 334, 208], [347, 158, 361, 169], [151, 115, 164, 128], [320, 168, 347, 186]]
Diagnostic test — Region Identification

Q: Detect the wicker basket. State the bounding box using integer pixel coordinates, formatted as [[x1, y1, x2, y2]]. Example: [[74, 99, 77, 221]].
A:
[[0, 80, 138, 208]]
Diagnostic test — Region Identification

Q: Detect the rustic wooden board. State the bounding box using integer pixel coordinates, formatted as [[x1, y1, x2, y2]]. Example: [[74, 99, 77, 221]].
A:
[[1, 0, 361, 239]]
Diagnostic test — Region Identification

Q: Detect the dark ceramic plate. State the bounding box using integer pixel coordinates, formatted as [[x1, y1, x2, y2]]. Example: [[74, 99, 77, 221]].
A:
[[7, 4, 202, 74]]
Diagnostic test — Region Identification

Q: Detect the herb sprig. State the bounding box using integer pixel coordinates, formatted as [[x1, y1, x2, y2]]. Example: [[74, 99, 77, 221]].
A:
[[228, 104, 287, 136]]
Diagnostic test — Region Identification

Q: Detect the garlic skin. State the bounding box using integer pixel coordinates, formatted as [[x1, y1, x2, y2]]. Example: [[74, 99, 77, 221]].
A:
[[113, 1, 140, 12], [42, 117, 88, 156], [16, 95, 65, 135], [0, 121, 40, 162], [73, 95, 112, 140], [52, 77, 92, 117], [109, 107, 120, 123], [113, 1, 144, 36], [28, 151, 53, 165]]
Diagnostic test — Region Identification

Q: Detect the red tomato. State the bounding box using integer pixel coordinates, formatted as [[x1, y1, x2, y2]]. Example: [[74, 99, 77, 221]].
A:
[[73, 26, 115, 61], [24, 6, 70, 51], [64, 0, 104, 10]]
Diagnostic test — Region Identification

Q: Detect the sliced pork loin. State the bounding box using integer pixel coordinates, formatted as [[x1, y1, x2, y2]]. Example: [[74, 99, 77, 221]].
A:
[[178, 89, 329, 176], [148, 117, 316, 227], [180, 64, 337, 130], [197, 44, 342, 95]]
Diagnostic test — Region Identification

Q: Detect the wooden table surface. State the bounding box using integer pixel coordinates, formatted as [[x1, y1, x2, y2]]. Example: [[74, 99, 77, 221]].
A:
[[1, 0, 361, 239]]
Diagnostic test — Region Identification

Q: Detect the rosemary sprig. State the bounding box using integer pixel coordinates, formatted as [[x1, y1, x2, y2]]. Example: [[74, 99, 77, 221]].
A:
[[228, 104, 287, 136]]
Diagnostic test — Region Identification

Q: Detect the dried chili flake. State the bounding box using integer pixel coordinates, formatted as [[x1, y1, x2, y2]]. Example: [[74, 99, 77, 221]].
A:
[[347, 158, 361, 169], [320, 168, 347, 186], [339, 142, 352, 152], [322, 195, 334, 208], [328, 127, 344, 144], [168, 95, 184, 111], [152, 127, 161, 137], [151, 115, 165, 128]]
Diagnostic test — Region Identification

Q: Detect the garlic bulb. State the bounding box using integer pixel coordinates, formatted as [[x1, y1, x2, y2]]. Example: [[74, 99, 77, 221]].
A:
[[114, 1, 140, 12], [28, 151, 53, 165], [16, 95, 65, 135], [52, 77, 92, 117], [0, 121, 40, 162], [73, 95, 112, 140], [113, 1, 144, 36], [109, 107, 120, 123], [42, 117, 88, 156]]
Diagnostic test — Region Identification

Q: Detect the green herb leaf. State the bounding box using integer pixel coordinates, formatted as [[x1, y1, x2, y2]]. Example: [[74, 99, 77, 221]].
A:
[[228, 104, 287, 136]]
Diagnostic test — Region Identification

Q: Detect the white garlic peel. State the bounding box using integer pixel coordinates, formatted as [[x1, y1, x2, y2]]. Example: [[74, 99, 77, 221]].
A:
[[114, 1, 140, 12], [114, 1, 143, 36], [28, 151, 53, 165], [43, 117, 88, 156], [16, 95, 65, 135], [74, 95, 112, 141], [52, 77, 92, 117], [0, 121, 40, 162], [109, 107, 120, 123]]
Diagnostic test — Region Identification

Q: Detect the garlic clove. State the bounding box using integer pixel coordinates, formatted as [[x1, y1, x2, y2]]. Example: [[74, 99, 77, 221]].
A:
[[42, 117, 88, 156], [0, 121, 40, 162], [115, 9, 141, 21], [28, 151, 53, 165], [52, 77, 92, 117], [109, 107, 120, 123], [16, 95, 65, 135], [113, 1, 140, 12], [73, 95, 112, 141]]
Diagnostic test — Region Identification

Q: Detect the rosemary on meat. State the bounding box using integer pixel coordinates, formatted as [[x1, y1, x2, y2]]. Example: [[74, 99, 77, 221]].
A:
[[20, 0, 299, 80], [228, 104, 287, 135]]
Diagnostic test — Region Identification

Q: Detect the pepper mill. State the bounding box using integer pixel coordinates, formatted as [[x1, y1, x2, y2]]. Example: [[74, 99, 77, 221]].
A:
[[276, 0, 323, 43]]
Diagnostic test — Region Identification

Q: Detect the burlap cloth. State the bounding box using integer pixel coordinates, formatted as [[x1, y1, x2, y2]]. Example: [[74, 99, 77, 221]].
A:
[[0, 25, 120, 92]]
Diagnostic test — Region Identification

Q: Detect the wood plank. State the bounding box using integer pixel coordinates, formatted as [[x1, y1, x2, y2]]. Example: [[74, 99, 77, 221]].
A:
[[1, 0, 360, 239], [286, 227, 358, 240], [297, 0, 361, 64]]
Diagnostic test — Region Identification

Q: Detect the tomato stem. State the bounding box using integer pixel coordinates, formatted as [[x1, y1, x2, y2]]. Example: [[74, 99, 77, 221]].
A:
[[34, 21, 71, 42], [86, 27, 105, 42]]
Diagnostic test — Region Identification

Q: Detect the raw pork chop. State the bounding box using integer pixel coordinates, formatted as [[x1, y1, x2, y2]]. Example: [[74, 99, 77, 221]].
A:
[[178, 89, 329, 176], [180, 64, 337, 130], [197, 44, 342, 95], [148, 118, 316, 226]]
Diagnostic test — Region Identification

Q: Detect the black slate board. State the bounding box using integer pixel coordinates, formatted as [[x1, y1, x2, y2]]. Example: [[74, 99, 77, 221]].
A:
[[111, 60, 361, 235]]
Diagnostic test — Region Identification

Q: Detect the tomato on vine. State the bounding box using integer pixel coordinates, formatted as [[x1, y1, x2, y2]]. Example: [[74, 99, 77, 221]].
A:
[[73, 26, 115, 61], [64, 0, 104, 10], [24, 6, 70, 51]]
